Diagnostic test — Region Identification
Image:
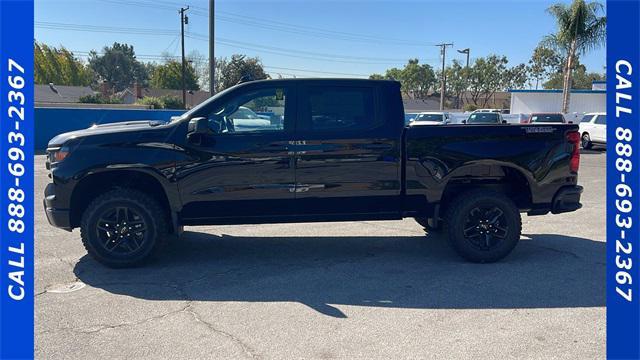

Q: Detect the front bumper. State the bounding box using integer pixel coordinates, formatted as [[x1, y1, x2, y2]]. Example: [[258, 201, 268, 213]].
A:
[[551, 185, 583, 214], [43, 183, 72, 231]]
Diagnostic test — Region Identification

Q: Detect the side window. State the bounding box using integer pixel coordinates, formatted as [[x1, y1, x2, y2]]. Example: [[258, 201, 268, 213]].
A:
[[580, 115, 593, 123], [306, 86, 377, 131], [595, 115, 607, 125], [208, 87, 286, 134]]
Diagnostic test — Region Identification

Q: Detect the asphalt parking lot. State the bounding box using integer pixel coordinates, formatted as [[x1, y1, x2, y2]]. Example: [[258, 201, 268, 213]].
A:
[[35, 151, 606, 359]]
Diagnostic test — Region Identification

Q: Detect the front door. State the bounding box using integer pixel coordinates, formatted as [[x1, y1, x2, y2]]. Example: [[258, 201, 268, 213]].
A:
[[176, 84, 297, 222]]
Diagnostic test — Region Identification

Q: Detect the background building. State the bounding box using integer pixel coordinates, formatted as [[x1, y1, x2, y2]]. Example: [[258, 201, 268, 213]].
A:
[[509, 80, 605, 115]]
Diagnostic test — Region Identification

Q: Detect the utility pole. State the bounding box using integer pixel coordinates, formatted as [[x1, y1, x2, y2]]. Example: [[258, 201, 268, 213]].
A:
[[457, 48, 470, 109], [209, 0, 215, 96], [436, 43, 453, 110], [180, 6, 189, 109]]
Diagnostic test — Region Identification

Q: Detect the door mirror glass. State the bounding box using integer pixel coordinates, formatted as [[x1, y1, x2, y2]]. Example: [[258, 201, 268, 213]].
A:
[[188, 117, 210, 135]]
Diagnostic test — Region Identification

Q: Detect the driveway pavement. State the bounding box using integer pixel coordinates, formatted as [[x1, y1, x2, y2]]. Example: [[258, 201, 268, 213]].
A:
[[35, 151, 606, 359]]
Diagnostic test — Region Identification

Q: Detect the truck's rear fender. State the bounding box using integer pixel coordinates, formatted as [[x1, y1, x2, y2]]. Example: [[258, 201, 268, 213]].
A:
[[403, 124, 579, 214]]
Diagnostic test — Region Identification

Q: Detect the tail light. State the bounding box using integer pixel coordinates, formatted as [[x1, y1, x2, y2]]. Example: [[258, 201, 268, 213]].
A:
[[567, 131, 580, 173]]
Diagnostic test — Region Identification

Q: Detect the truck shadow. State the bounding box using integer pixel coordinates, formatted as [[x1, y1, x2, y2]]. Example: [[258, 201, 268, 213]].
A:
[[73, 231, 605, 318]]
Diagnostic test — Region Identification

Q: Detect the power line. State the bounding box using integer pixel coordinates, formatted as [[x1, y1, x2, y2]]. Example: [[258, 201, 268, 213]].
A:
[[35, 21, 439, 65], [69, 50, 371, 78], [93, 0, 437, 47]]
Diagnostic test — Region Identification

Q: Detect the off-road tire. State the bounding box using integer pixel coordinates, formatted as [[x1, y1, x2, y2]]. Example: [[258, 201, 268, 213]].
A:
[[80, 189, 168, 268], [445, 190, 521, 263]]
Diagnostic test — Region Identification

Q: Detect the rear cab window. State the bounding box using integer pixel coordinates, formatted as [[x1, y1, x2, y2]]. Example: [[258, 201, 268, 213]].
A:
[[415, 114, 444, 122], [468, 113, 499, 123], [531, 114, 565, 123], [300, 85, 380, 132]]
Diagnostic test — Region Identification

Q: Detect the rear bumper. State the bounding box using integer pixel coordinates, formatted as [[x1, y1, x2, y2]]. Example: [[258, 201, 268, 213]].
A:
[[43, 183, 72, 231], [551, 185, 583, 214]]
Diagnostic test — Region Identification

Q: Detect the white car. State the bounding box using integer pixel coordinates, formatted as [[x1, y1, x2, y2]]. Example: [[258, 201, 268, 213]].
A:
[[579, 112, 606, 149], [229, 106, 274, 131], [409, 112, 452, 125]]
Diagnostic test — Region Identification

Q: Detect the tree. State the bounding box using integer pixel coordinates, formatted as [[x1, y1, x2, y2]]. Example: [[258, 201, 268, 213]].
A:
[[213, 54, 269, 93], [528, 45, 563, 89], [467, 55, 509, 107], [78, 94, 122, 104], [34, 42, 94, 86], [88, 42, 149, 92], [544, 64, 605, 89], [444, 60, 467, 109], [384, 68, 403, 82], [150, 60, 200, 90], [543, 0, 606, 112], [503, 63, 530, 90], [187, 50, 210, 91], [401, 59, 437, 99], [368, 60, 436, 99]]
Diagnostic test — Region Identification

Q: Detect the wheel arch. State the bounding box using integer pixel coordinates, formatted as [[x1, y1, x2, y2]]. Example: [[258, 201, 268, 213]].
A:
[[438, 164, 533, 214], [69, 169, 178, 233]]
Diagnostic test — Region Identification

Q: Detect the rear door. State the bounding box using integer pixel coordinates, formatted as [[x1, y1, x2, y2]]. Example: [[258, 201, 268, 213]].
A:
[[293, 82, 402, 217]]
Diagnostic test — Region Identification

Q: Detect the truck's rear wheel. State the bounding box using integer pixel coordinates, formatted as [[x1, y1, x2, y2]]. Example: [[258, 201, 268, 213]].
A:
[[445, 190, 521, 263], [80, 189, 168, 268], [414, 217, 442, 233]]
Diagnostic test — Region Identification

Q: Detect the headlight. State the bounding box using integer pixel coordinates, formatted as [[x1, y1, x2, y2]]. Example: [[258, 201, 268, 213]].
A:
[[47, 146, 70, 164]]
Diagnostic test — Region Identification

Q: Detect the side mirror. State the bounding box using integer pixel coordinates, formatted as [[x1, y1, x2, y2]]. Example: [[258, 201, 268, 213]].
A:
[[187, 117, 210, 144], [568, 121, 574, 124], [501, 120, 507, 124], [462, 120, 467, 124], [409, 118, 415, 122], [188, 117, 210, 134]]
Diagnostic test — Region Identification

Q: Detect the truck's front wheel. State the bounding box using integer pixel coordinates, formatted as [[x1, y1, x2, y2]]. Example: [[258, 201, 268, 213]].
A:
[[445, 190, 521, 263], [80, 189, 168, 268]]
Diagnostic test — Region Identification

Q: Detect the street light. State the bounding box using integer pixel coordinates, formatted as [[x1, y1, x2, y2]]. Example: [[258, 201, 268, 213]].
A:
[[457, 48, 470, 109]]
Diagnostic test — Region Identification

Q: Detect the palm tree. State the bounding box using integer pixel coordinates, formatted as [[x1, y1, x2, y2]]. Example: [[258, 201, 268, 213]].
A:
[[543, 0, 606, 113]]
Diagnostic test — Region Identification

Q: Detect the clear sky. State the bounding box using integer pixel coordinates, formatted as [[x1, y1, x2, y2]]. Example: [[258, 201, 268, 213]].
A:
[[35, 0, 606, 81]]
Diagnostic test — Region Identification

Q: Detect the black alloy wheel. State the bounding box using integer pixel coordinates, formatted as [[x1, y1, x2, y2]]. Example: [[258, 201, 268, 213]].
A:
[[96, 206, 148, 255], [80, 189, 168, 268], [462, 206, 508, 251], [446, 190, 521, 263]]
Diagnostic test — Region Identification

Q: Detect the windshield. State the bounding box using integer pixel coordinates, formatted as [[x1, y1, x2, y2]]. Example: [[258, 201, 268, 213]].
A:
[[468, 113, 499, 123], [414, 114, 444, 122], [531, 114, 564, 123]]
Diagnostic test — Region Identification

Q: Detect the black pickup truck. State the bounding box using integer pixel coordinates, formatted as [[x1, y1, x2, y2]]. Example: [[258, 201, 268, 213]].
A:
[[44, 79, 583, 267]]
